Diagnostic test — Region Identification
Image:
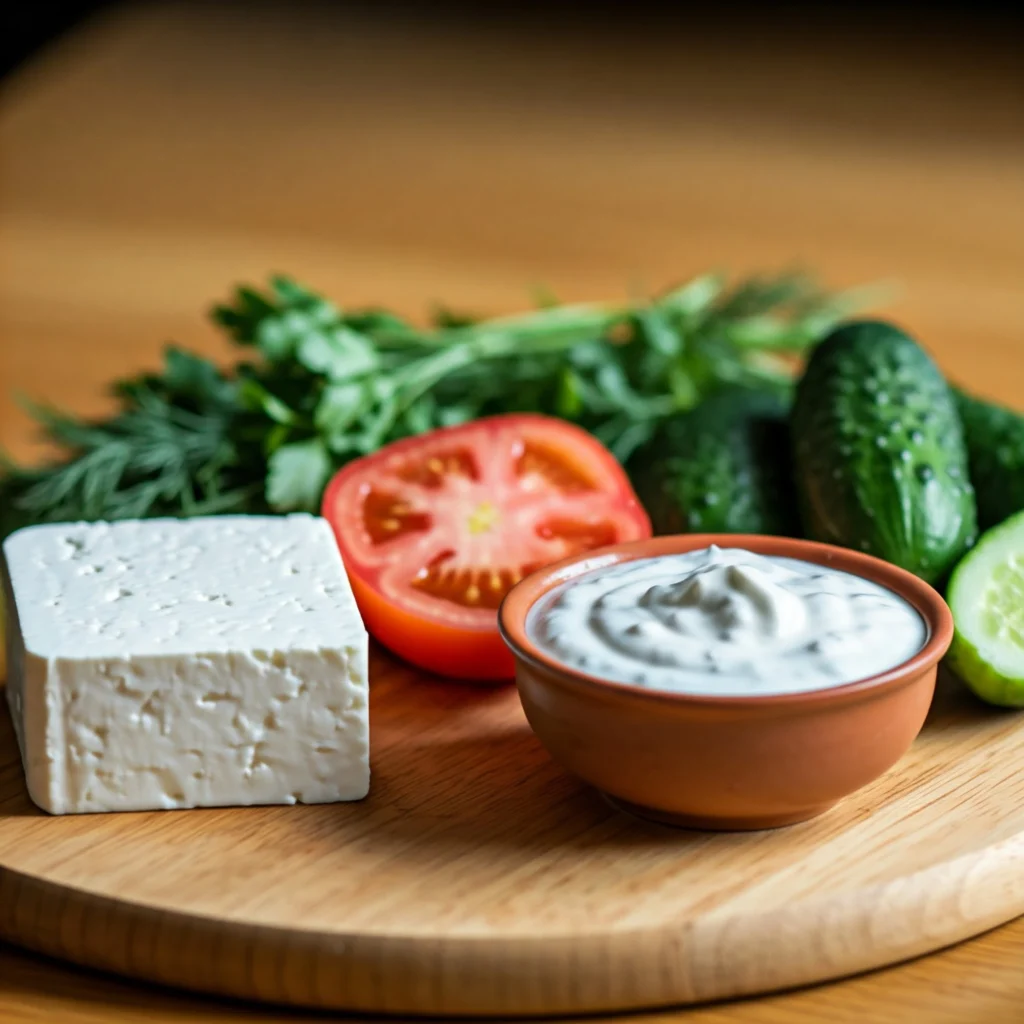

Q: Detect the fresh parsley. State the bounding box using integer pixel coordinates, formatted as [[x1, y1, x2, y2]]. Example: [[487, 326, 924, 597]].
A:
[[0, 271, 873, 535]]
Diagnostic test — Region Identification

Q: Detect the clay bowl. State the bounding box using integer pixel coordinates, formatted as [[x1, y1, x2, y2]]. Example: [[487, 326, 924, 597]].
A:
[[498, 534, 953, 831]]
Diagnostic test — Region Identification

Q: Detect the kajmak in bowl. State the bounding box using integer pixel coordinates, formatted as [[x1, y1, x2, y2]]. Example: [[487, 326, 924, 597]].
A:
[[498, 534, 953, 830]]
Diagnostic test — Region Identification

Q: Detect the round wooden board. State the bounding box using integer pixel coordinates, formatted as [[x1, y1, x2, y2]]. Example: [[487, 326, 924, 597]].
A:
[[1, 658, 1023, 1017]]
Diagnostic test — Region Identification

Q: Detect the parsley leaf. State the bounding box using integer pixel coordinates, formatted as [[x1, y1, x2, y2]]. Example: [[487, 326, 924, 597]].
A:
[[0, 270, 877, 534]]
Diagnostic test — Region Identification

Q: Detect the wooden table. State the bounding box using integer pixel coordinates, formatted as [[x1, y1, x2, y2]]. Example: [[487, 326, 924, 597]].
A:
[[1, 4, 1022, 1021]]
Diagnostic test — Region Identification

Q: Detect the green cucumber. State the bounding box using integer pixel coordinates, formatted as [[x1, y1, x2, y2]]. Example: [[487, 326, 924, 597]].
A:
[[791, 320, 977, 584], [955, 388, 1024, 532], [629, 385, 800, 536], [947, 510, 1024, 707]]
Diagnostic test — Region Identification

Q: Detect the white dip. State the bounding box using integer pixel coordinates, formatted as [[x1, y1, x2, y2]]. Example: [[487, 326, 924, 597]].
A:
[[526, 545, 927, 696]]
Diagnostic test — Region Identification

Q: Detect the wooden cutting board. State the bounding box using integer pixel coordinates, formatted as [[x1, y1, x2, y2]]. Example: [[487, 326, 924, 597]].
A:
[[0, 657, 1022, 1017]]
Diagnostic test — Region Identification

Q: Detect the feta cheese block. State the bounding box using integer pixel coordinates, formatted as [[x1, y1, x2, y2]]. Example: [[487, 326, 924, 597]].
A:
[[2, 515, 369, 814]]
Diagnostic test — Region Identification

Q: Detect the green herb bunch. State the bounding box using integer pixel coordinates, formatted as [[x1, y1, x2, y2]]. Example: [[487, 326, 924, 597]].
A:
[[0, 272, 871, 536]]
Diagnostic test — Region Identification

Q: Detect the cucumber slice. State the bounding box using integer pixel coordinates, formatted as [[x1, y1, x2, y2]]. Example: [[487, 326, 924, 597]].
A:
[[947, 509, 1024, 707]]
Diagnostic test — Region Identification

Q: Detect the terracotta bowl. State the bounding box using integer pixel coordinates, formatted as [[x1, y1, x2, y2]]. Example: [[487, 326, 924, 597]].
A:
[[498, 534, 953, 831]]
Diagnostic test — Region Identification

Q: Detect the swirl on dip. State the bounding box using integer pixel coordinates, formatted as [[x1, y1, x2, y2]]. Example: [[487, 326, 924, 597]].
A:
[[526, 545, 927, 696]]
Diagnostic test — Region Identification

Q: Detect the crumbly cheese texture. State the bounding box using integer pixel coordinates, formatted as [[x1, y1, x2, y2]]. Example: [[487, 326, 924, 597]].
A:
[[2, 515, 369, 815]]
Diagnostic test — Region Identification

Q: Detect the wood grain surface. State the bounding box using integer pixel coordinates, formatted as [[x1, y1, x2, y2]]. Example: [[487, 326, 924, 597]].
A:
[[2, 655, 1024, 1015], [2, 3, 1024, 1021]]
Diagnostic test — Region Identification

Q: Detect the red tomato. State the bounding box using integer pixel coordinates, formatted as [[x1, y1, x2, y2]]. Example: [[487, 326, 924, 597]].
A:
[[321, 414, 651, 679]]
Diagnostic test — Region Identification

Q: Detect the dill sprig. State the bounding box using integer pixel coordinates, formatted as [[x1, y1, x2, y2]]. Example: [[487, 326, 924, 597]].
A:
[[0, 271, 876, 535]]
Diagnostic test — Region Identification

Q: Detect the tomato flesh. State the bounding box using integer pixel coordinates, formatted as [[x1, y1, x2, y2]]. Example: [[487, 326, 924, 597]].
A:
[[322, 414, 651, 679]]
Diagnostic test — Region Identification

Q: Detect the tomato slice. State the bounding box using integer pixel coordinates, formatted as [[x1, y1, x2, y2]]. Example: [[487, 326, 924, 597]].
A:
[[321, 414, 651, 679]]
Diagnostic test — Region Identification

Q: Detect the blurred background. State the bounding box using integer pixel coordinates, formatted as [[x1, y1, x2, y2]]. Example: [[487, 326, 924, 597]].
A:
[[4, 2, 1023, 79], [0, 3, 1023, 1012], [1, 1, 1022, 460]]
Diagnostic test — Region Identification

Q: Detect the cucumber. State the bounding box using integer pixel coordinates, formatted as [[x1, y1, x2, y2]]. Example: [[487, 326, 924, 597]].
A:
[[791, 320, 976, 584], [629, 385, 800, 536], [955, 388, 1024, 532], [947, 510, 1024, 707]]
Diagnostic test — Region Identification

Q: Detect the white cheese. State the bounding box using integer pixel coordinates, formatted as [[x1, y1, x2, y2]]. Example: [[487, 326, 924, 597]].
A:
[[2, 515, 369, 815]]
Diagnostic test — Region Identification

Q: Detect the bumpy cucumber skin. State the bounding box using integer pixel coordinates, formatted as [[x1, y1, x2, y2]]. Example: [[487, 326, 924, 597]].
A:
[[946, 510, 1024, 708], [791, 320, 977, 585], [630, 385, 801, 536], [955, 388, 1024, 532]]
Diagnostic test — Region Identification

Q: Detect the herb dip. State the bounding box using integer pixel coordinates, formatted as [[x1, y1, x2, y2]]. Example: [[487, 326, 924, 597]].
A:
[[526, 545, 927, 696]]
